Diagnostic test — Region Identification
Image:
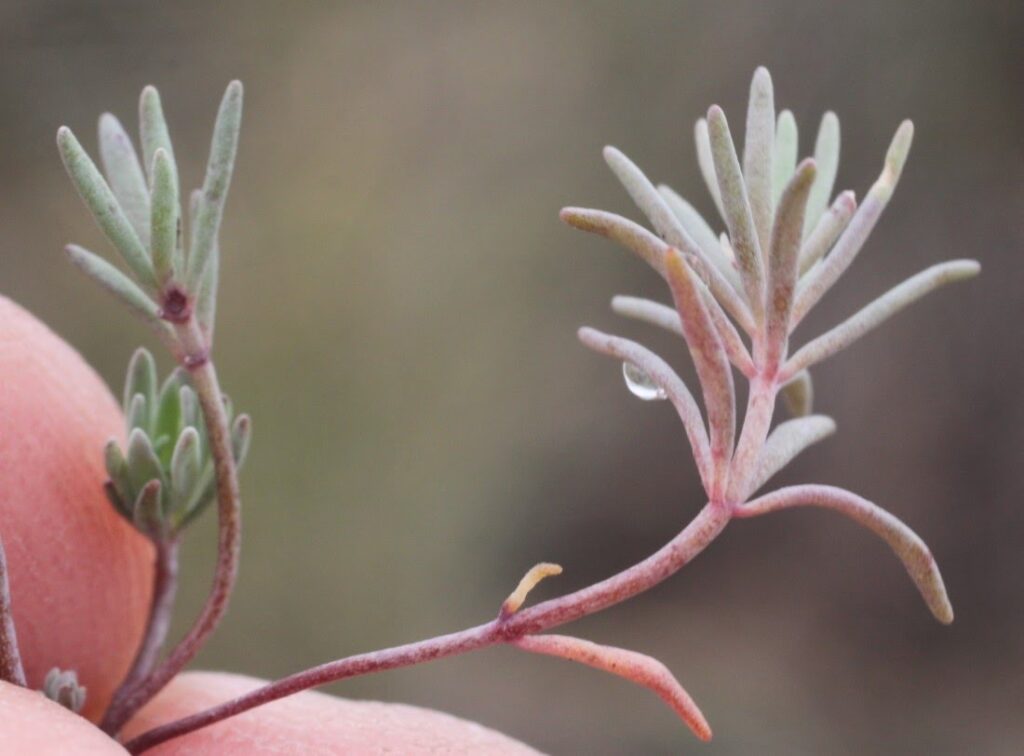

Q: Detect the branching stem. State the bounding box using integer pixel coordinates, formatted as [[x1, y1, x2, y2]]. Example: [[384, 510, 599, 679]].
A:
[[105, 318, 241, 734], [125, 501, 731, 753]]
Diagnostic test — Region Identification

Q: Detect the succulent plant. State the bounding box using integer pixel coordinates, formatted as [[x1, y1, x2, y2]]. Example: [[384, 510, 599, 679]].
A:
[[42, 668, 87, 714], [0, 66, 980, 752], [104, 348, 250, 541], [563, 66, 978, 623]]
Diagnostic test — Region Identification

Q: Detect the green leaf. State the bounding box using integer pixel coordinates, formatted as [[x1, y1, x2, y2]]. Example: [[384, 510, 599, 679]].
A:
[[125, 428, 163, 492], [57, 127, 156, 288], [132, 479, 165, 539], [149, 148, 180, 285], [98, 113, 151, 247], [187, 81, 243, 292], [126, 393, 149, 432], [139, 86, 176, 183], [153, 372, 185, 464], [64, 245, 162, 324], [123, 348, 158, 415], [170, 427, 202, 501]]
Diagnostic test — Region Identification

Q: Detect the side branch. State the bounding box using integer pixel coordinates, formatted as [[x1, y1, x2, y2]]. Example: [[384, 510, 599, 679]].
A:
[[101, 539, 180, 730], [106, 323, 243, 733], [125, 503, 731, 752]]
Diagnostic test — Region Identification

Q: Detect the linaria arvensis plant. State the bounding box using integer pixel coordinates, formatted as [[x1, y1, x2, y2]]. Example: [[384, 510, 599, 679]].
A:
[[0, 67, 979, 751]]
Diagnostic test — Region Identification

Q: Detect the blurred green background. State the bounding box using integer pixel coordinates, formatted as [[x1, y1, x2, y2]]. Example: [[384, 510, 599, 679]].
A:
[[1, 1, 1021, 753]]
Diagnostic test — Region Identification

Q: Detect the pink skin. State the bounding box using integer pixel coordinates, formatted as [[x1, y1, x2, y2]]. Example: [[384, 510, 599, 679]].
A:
[[0, 681, 126, 755], [121, 672, 538, 755], [0, 296, 154, 721]]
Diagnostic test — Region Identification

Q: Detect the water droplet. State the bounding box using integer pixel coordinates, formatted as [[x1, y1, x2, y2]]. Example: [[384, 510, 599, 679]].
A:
[[622, 362, 667, 401]]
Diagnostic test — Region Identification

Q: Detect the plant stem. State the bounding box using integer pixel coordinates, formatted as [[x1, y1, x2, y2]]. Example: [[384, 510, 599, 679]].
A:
[[124, 501, 731, 753], [106, 319, 241, 734], [0, 536, 26, 687], [101, 538, 179, 731]]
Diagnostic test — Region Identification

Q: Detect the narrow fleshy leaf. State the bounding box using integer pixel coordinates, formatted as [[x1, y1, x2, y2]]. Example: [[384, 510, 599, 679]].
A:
[[149, 148, 180, 285], [765, 159, 816, 366], [103, 440, 133, 516], [193, 188, 219, 339], [612, 295, 754, 376], [792, 120, 914, 325], [602, 146, 728, 287], [561, 207, 668, 274], [803, 112, 840, 239], [665, 250, 735, 482], [170, 427, 202, 500], [694, 118, 725, 222], [98, 113, 151, 246], [798, 190, 856, 277], [784, 260, 980, 379], [706, 106, 765, 321], [124, 347, 158, 413], [780, 369, 813, 417], [64, 245, 162, 324], [126, 394, 149, 433], [578, 327, 712, 494], [514, 634, 712, 742], [132, 479, 164, 538], [772, 110, 798, 204], [749, 415, 836, 493], [561, 207, 753, 331], [126, 428, 164, 493], [658, 184, 740, 288], [57, 128, 156, 288], [736, 484, 954, 624], [154, 373, 185, 457], [187, 81, 243, 292], [743, 66, 775, 252], [139, 86, 176, 182], [231, 414, 252, 466]]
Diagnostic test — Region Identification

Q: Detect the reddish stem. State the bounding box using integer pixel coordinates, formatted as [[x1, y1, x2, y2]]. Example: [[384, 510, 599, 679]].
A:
[[125, 501, 731, 753], [0, 536, 26, 687], [106, 321, 242, 734], [101, 538, 180, 731]]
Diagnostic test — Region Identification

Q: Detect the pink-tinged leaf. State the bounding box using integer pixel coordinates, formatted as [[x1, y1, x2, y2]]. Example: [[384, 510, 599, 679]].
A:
[[736, 484, 954, 624], [803, 112, 840, 239], [612, 295, 754, 378], [798, 190, 856, 277], [665, 250, 736, 491], [791, 120, 914, 326], [743, 66, 775, 253], [514, 634, 712, 742], [766, 159, 816, 368], [707, 105, 765, 323], [772, 109, 798, 204], [561, 207, 754, 333], [578, 327, 712, 495], [560, 207, 669, 275], [782, 260, 981, 381], [695, 118, 726, 222], [603, 147, 755, 332], [658, 184, 741, 289], [749, 414, 836, 494]]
